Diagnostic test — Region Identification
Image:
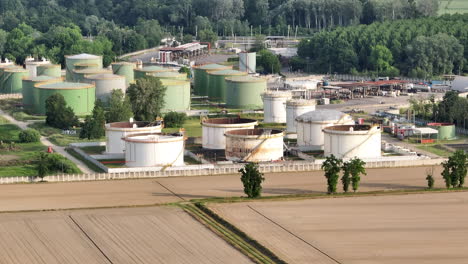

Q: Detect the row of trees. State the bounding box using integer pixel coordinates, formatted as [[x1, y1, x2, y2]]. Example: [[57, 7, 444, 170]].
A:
[[296, 14, 468, 77]]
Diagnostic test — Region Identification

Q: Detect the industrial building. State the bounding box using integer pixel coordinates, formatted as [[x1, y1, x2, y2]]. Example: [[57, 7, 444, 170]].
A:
[[193, 64, 232, 96], [151, 71, 188, 81], [296, 110, 354, 151], [33, 82, 95, 115], [105, 121, 163, 154], [1, 68, 28, 94], [111, 62, 136, 86], [37, 64, 62, 78], [123, 133, 185, 167], [286, 99, 316, 133], [207, 69, 247, 102], [238, 52, 256, 74], [157, 42, 209, 63], [225, 129, 284, 162], [225, 76, 266, 109], [134, 65, 172, 79], [201, 117, 258, 149], [65, 53, 103, 81], [323, 125, 381, 159], [22, 76, 62, 109], [159, 79, 191, 112], [84, 73, 126, 104], [262, 91, 292, 123]]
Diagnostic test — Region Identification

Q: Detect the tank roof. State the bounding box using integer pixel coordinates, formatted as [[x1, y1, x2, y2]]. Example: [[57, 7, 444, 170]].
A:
[[24, 76, 61, 82], [36, 82, 95, 90], [136, 66, 171, 72], [73, 68, 111, 74], [123, 132, 184, 143], [107, 121, 161, 128], [39, 64, 60, 68], [262, 90, 292, 98], [427, 122, 455, 127], [152, 71, 186, 77], [85, 73, 124, 80], [195, 64, 231, 70], [74, 63, 99, 67], [66, 53, 102, 59], [160, 79, 189, 86], [286, 99, 317, 106], [325, 124, 372, 131], [4, 68, 28, 73], [203, 117, 257, 125], [225, 128, 283, 137], [208, 69, 247, 76], [226, 76, 266, 83], [112, 61, 136, 66], [296, 110, 352, 123]]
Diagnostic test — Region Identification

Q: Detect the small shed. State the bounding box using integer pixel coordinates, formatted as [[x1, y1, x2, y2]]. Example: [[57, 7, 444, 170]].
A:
[[412, 127, 439, 144]]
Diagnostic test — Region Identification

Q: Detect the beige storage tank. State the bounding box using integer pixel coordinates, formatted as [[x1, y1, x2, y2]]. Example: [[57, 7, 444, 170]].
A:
[[112, 62, 136, 86], [123, 133, 185, 167], [202, 117, 258, 149], [296, 110, 354, 151], [84, 73, 126, 104], [225, 129, 284, 162], [323, 125, 381, 159], [105, 121, 163, 154], [262, 91, 292, 123], [65, 53, 103, 81], [286, 99, 316, 133], [25, 59, 50, 78]]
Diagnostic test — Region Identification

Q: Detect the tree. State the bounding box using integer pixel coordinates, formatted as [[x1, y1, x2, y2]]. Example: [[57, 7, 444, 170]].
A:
[[80, 100, 106, 140], [250, 35, 265, 52], [341, 161, 352, 192], [369, 45, 394, 74], [126, 76, 167, 121], [45, 93, 79, 129], [136, 19, 163, 47], [349, 158, 366, 192], [321, 155, 343, 194], [178, 66, 191, 78], [239, 162, 264, 198], [36, 152, 49, 181], [164, 112, 187, 128], [441, 150, 468, 189], [198, 29, 217, 46], [426, 167, 435, 189], [257, 49, 281, 74], [106, 89, 133, 123], [18, 129, 41, 143]]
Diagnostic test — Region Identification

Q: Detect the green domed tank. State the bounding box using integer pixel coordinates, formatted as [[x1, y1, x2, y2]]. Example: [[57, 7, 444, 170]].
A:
[[428, 123, 456, 140], [151, 71, 187, 81], [160, 79, 191, 112], [65, 53, 103, 81], [112, 62, 136, 86], [225, 76, 266, 109], [22, 76, 62, 109], [207, 69, 247, 102], [37, 64, 62, 78], [134, 66, 171, 79], [193, 64, 232, 96], [1, 68, 28, 94], [72, 68, 112, 83], [34, 82, 96, 115]]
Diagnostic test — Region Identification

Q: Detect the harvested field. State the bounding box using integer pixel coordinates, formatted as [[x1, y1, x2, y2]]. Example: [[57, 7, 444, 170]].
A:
[[0, 207, 252, 264], [211, 191, 468, 264]]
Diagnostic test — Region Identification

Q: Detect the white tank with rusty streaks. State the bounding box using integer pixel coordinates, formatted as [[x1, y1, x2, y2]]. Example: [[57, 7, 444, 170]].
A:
[[262, 91, 292, 123], [225, 129, 284, 162], [202, 117, 258, 150], [105, 121, 162, 154], [286, 99, 316, 133]]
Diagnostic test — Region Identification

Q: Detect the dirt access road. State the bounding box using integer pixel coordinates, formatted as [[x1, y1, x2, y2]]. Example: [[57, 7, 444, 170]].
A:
[[0, 166, 443, 212], [211, 191, 468, 264]]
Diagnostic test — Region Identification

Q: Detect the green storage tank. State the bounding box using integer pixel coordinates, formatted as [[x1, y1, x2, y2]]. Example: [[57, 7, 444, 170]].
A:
[[193, 64, 232, 96], [65, 53, 103, 81], [72, 68, 112, 83], [428, 123, 456, 140], [0, 65, 20, 93], [112, 62, 136, 87], [73, 63, 99, 71], [1, 68, 28, 94], [22, 76, 62, 109], [207, 69, 247, 102], [225, 76, 266, 109], [37, 64, 62, 78], [134, 66, 171, 80], [34, 82, 96, 115], [151, 71, 187, 81], [160, 79, 191, 112]]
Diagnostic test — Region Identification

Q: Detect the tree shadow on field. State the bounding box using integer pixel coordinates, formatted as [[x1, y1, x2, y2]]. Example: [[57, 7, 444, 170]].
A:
[[151, 192, 215, 199], [360, 182, 423, 190]]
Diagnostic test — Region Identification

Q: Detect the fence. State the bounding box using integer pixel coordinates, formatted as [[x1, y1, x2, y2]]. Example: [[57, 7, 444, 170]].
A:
[[0, 93, 21, 100]]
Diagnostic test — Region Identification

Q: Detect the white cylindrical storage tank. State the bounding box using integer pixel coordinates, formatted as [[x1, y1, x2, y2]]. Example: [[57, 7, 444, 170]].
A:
[[202, 117, 258, 149], [105, 121, 163, 154], [262, 91, 292, 123], [123, 133, 185, 167], [286, 99, 316, 133], [225, 129, 284, 162], [296, 110, 354, 151], [25, 60, 50, 78], [239, 52, 256, 74], [84, 73, 126, 104], [323, 125, 381, 159]]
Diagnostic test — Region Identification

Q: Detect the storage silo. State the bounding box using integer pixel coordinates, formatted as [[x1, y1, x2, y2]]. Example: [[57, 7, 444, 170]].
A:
[[112, 62, 136, 86], [323, 125, 381, 159], [225, 76, 266, 109], [193, 64, 232, 96], [84, 73, 126, 104], [37, 64, 62, 78], [65, 53, 103, 81], [286, 100, 316, 133], [0, 65, 20, 93], [160, 79, 191, 112], [296, 110, 354, 151], [134, 65, 171, 79], [427, 123, 456, 140], [33, 82, 95, 115], [239, 52, 256, 74], [72, 68, 112, 83], [105, 121, 163, 154], [25, 59, 50, 78], [1, 68, 28, 94], [151, 71, 188, 81], [22, 76, 62, 110], [207, 69, 247, 102], [123, 133, 185, 167], [262, 91, 292, 123], [225, 129, 284, 162], [202, 117, 258, 149]]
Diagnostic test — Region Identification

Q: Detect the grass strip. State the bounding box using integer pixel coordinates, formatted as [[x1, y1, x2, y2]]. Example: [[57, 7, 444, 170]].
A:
[[65, 148, 105, 173]]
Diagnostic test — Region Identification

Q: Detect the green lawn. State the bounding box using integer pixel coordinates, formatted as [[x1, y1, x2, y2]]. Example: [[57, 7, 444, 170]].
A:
[[415, 144, 453, 157], [163, 117, 202, 137], [80, 146, 106, 155], [28, 122, 105, 147], [0, 98, 46, 121]]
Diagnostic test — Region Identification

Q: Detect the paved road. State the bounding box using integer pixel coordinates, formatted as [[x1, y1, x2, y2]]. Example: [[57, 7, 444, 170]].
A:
[[0, 109, 93, 174]]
